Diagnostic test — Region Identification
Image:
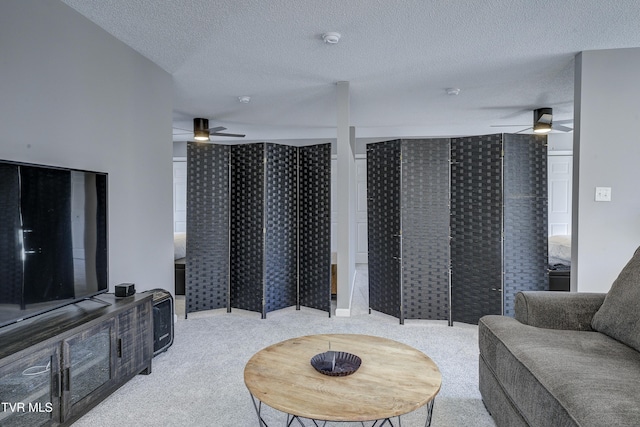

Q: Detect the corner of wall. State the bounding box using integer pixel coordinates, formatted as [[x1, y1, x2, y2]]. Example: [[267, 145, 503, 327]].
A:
[[334, 268, 357, 317]]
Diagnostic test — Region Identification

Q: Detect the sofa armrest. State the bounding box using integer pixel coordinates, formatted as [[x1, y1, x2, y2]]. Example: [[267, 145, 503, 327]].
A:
[[514, 291, 606, 331]]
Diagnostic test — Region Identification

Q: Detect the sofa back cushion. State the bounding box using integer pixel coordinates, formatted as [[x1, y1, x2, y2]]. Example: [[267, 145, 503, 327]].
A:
[[591, 246, 640, 352]]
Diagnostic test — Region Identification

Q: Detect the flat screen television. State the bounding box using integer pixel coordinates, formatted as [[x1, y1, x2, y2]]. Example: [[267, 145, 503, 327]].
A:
[[0, 160, 108, 328]]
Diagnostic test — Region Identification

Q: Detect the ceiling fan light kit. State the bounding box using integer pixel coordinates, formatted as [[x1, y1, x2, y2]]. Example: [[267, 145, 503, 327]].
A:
[[490, 107, 572, 134], [179, 117, 246, 141], [193, 118, 210, 140], [533, 107, 553, 134], [533, 122, 552, 134]]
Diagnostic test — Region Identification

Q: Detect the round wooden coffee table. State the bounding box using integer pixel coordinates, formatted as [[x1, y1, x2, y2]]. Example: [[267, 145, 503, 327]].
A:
[[244, 334, 441, 426]]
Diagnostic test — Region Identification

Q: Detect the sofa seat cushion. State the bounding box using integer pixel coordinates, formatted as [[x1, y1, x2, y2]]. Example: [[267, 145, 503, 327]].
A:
[[480, 315, 640, 427], [592, 246, 640, 352]]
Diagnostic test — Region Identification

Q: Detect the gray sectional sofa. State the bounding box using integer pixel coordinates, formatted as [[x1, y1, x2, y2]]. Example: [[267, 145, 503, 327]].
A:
[[479, 247, 640, 427]]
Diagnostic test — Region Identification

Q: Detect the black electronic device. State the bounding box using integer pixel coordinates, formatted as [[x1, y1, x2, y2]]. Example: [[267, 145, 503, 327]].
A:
[[0, 159, 108, 328], [144, 289, 174, 356], [115, 283, 136, 298]]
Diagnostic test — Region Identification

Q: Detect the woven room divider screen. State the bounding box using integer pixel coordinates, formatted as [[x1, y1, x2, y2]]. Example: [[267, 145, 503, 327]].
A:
[[186, 142, 331, 318], [450, 134, 505, 324], [367, 134, 548, 325], [502, 134, 549, 317], [367, 140, 402, 320], [367, 139, 451, 324]]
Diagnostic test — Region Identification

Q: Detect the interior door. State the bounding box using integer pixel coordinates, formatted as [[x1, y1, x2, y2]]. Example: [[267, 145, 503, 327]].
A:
[[330, 157, 368, 264], [548, 154, 572, 236]]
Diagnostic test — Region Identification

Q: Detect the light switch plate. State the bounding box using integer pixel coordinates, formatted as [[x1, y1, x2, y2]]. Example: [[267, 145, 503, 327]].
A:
[[595, 187, 612, 202]]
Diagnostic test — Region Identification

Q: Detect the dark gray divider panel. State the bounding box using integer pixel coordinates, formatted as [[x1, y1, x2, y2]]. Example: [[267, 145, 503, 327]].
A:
[[366, 134, 546, 325], [298, 143, 331, 314], [230, 143, 265, 314], [366, 140, 402, 320], [503, 134, 548, 316], [264, 143, 298, 314], [186, 142, 230, 315], [401, 139, 451, 321], [187, 141, 331, 318], [450, 134, 503, 324]]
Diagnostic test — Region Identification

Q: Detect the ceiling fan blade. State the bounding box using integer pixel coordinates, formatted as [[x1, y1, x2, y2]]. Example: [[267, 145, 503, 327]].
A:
[[174, 126, 228, 135], [211, 132, 245, 138], [537, 114, 552, 124], [172, 126, 191, 132], [552, 124, 573, 132], [554, 119, 573, 125], [515, 127, 533, 134], [490, 124, 528, 127]]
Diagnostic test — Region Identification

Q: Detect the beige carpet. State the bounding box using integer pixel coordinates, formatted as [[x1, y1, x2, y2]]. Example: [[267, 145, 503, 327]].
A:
[[74, 265, 496, 427]]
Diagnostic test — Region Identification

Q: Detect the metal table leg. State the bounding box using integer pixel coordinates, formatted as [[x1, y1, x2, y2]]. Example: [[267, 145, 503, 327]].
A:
[[249, 393, 270, 427], [249, 394, 434, 427], [423, 399, 435, 427]]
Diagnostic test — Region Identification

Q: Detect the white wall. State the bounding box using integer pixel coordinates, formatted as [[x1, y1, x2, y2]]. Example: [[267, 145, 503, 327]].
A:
[[0, 0, 174, 293], [573, 48, 640, 292], [547, 133, 573, 152]]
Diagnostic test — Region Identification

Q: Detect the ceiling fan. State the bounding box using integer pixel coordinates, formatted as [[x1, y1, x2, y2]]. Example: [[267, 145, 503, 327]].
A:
[[491, 108, 573, 134], [173, 118, 245, 141]]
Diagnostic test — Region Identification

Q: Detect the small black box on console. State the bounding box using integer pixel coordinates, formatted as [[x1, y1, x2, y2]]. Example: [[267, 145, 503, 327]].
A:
[[115, 283, 136, 297], [144, 289, 174, 356]]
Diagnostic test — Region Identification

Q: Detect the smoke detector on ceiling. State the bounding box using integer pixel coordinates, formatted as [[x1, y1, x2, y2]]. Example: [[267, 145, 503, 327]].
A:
[[322, 32, 341, 44]]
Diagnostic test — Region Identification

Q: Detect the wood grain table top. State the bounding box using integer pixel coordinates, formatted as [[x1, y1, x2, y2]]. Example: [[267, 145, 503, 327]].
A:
[[244, 333, 442, 422]]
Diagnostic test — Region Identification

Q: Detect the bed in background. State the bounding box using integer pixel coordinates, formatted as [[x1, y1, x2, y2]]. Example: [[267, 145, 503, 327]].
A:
[[548, 234, 571, 291], [174, 233, 186, 295]]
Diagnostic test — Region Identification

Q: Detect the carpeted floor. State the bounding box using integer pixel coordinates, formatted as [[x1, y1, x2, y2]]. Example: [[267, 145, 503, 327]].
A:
[[74, 266, 496, 427]]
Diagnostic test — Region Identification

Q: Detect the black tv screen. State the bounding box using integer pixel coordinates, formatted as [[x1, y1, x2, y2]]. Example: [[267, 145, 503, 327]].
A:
[[0, 160, 108, 328]]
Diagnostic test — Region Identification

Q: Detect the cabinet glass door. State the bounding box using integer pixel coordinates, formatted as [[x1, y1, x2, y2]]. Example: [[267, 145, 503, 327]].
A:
[[0, 346, 61, 427], [63, 319, 114, 419]]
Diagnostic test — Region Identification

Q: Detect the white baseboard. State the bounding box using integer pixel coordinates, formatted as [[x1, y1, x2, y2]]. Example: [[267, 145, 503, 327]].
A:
[[334, 269, 357, 317]]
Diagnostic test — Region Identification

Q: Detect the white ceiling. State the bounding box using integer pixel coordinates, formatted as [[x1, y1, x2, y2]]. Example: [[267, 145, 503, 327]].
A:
[[61, 0, 640, 143]]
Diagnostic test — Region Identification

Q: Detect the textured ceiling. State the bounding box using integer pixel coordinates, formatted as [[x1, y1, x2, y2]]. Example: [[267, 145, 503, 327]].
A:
[[62, 0, 640, 142]]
